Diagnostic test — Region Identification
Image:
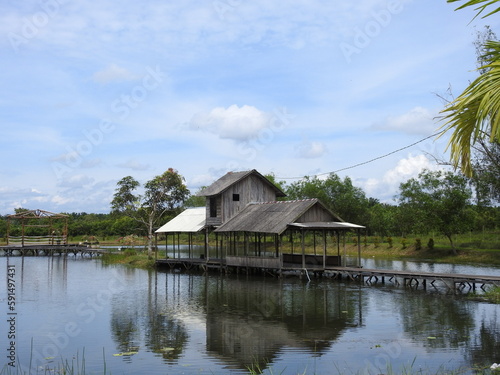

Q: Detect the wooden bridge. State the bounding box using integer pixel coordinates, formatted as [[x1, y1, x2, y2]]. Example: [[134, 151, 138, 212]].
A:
[[0, 244, 106, 257], [156, 256, 500, 291]]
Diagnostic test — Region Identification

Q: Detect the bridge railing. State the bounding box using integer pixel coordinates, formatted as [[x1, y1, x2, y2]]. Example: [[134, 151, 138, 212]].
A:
[[8, 235, 68, 246]]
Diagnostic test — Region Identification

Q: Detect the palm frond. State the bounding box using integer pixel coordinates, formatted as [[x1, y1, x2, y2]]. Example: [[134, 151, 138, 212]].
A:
[[447, 0, 500, 20], [439, 41, 500, 176]]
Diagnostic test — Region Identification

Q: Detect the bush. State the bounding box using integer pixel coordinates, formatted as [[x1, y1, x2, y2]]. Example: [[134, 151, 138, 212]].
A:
[[123, 248, 137, 256], [427, 238, 435, 250], [415, 238, 422, 250], [401, 237, 407, 249], [386, 236, 393, 248], [373, 236, 380, 248]]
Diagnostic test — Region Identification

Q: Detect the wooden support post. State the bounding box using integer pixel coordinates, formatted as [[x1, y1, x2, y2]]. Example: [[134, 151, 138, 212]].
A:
[[323, 230, 327, 270], [357, 230, 361, 268], [301, 230, 306, 269]]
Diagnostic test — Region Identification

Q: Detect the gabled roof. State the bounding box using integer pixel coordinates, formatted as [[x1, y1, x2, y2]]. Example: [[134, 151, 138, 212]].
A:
[[197, 169, 286, 197], [155, 207, 206, 233], [214, 199, 344, 234]]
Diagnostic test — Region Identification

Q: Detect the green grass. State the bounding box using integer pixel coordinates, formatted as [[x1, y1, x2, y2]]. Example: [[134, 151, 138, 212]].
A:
[[1, 348, 109, 375], [482, 286, 500, 304], [101, 249, 156, 269]]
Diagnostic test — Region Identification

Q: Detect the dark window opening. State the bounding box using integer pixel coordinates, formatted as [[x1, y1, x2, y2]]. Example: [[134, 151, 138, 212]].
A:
[[209, 197, 217, 218], [233, 193, 240, 201]]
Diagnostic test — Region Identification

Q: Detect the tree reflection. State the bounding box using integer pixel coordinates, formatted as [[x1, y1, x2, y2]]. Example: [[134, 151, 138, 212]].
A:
[[109, 271, 189, 364], [398, 291, 474, 349]]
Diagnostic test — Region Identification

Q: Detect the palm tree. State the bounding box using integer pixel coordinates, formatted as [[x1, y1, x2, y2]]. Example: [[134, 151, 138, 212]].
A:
[[439, 0, 500, 176]]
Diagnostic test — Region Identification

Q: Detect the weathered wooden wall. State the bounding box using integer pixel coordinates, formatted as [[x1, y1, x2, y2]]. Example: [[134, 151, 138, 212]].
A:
[[226, 255, 281, 269]]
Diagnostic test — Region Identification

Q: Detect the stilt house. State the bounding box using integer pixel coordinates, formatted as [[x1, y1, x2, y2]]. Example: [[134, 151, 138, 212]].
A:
[[156, 169, 365, 271]]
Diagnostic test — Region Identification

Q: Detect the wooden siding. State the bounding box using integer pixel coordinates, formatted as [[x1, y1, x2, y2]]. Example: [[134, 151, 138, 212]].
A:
[[226, 255, 281, 268], [205, 196, 222, 226], [220, 174, 278, 223], [295, 203, 339, 223]]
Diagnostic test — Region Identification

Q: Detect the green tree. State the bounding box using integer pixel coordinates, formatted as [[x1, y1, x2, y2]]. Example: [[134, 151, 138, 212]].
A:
[[285, 173, 369, 224], [111, 168, 190, 257], [367, 203, 399, 237], [397, 169, 474, 254]]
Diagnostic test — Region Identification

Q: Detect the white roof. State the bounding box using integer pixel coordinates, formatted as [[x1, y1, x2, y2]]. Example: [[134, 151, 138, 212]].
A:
[[155, 207, 206, 233]]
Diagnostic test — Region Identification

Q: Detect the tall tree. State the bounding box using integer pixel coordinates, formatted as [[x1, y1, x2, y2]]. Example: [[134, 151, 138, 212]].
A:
[[285, 173, 369, 224], [111, 168, 190, 257], [397, 169, 474, 254]]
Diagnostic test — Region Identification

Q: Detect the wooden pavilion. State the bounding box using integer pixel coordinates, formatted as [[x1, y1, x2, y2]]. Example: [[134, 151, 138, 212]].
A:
[[6, 209, 68, 246]]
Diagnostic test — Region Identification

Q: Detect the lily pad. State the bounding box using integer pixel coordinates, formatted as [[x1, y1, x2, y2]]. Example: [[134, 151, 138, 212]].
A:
[[113, 351, 138, 356], [427, 336, 437, 340], [160, 347, 176, 352]]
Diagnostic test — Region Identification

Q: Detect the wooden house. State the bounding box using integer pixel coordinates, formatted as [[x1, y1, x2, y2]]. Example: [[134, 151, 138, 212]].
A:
[[156, 169, 365, 272], [196, 169, 286, 227]]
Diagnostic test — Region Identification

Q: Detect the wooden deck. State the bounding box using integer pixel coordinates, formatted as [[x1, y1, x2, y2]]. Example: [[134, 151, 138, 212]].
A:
[[0, 244, 106, 257], [155, 257, 500, 291]]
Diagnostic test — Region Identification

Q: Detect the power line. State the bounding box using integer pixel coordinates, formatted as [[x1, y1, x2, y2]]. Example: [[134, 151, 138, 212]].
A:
[[277, 132, 441, 180]]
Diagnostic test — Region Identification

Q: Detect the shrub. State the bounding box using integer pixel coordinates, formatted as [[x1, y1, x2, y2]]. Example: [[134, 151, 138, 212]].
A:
[[123, 248, 137, 256], [427, 238, 435, 250], [401, 237, 407, 249], [386, 236, 393, 248], [415, 238, 422, 250], [352, 236, 358, 246], [373, 236, 380, 248]]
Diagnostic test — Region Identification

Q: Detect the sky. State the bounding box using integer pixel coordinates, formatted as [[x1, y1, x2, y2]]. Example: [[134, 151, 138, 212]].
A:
[[1, 0, 498, 215]]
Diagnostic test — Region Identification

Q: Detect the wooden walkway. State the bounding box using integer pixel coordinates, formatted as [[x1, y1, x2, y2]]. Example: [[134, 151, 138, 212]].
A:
[[156, 258, 500, 291], [0, 244, 106, 257]]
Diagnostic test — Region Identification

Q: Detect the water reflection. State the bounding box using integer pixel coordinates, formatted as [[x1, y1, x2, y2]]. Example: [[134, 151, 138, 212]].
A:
[[1, 256, 499, 375], [205, 279, 363, 370]]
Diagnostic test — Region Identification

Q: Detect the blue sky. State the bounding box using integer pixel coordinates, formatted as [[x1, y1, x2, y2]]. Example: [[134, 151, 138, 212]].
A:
[[1, 0, 498, 215]]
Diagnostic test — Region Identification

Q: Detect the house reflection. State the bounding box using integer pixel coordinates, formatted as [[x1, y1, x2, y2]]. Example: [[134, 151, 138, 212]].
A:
[[199, 275, 363, 371]]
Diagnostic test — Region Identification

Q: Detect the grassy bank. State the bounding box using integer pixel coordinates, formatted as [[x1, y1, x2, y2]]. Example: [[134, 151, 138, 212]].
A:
[[101, 249, 157, 269]]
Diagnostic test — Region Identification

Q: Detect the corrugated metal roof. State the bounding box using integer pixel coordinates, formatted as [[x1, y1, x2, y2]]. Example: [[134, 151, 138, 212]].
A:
[[196, 169, 286, 197], [214, 199, 342, 234], [289, 222, 365, 229], [155, 207, 206, 233]]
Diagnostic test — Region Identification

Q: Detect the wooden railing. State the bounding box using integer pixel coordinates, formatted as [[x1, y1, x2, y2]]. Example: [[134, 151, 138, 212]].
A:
[[8, 235, 67, 246]]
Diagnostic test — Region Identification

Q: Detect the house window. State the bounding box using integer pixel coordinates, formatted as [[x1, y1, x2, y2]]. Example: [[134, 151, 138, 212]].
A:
[[209, 197, 217, 217], [233, 193, 240, 202]]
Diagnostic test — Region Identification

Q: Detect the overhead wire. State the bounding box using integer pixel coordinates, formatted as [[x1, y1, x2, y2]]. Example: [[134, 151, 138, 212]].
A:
[[277, 132, 442, 180]]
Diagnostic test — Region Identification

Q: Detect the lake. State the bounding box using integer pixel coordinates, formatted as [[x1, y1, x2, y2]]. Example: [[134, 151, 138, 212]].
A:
[[0, 253, 499, 374]]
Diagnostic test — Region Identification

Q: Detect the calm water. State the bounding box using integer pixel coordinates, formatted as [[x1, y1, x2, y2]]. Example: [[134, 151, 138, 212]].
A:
[[0, 254, 499, 375]]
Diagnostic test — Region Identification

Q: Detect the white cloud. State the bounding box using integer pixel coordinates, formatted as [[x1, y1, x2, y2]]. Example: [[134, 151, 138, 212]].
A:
[[117, 159, 150, 171], [58, 175, 95, 188], [92, 64, 138, 84], [372, 107, 438, 135], [51, 195, 74, 206], [295, 140, 328, 159], [358, 154, 445, 202], [382, 154, 441, 185], [188, 105, 272, 141]]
